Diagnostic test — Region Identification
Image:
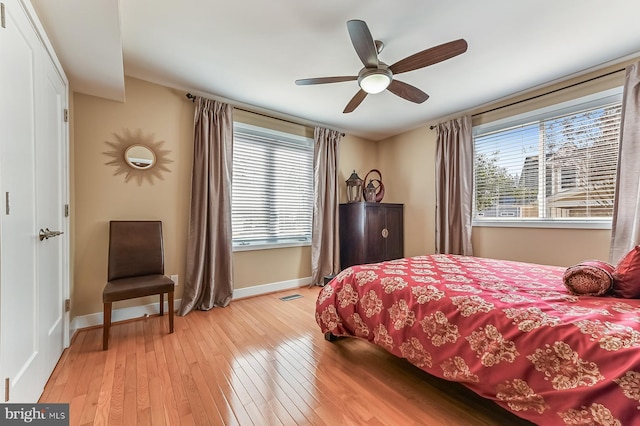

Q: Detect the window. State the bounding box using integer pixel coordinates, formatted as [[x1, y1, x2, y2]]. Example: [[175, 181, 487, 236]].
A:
[[473, 88, 622, 227], [232, 122, 314, 249]]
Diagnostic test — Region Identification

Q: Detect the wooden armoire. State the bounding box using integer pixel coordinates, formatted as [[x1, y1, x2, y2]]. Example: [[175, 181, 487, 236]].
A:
[[339, 202, 404, 269]]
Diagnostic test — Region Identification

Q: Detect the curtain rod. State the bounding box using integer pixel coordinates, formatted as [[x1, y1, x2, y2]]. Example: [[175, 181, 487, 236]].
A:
[[429, 67, 626, 130], [186, 93, 345, 136]]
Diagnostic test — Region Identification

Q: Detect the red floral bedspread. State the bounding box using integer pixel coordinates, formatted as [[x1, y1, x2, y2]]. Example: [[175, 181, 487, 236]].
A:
[[315, 254, 640, 425]]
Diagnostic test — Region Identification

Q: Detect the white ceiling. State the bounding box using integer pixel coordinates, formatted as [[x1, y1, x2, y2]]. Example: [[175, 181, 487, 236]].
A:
[[31, 0, 640, 141]]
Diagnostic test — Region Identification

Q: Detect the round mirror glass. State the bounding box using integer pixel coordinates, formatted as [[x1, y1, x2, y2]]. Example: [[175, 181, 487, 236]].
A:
[[125, 144, 156, 170]]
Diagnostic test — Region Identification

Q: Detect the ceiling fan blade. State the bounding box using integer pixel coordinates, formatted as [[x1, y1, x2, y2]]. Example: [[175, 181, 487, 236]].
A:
[[390, 39, 468, 75], [343, 90, 368, 113], [347, 20, 379, 68], [295, 76, 357, 85], [387, 80, 429, 104]]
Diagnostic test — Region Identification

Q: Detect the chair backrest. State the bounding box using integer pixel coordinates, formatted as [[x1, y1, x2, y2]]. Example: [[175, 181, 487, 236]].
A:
[[108, 221, 165, 281]]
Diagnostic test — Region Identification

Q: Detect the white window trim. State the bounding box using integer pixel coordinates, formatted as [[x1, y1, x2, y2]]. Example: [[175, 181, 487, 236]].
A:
[[233, 239, 311, 252], [233, 121, 313, 149], [472, 87, 623, 229], [231, 122, 314, 251], [472, 87, 623, 137], [472, 219, 612, 230]]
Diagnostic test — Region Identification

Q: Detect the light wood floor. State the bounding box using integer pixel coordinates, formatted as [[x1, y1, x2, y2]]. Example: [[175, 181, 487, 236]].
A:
[[40, 286, 532, 425]]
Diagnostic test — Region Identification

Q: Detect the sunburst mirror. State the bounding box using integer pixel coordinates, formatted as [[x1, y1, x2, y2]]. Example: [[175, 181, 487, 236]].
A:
[[103, 129, 172, 185]]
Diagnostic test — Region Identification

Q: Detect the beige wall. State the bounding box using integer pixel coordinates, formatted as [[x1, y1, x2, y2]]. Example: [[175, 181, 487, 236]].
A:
[[378, 127, 436, 257], [471, 227, 611, 267], [72, 59, 634, 319], [71, 77, 377, 318], [73, 78, 193, 317], [379, 59, 637, 267], [338, 134, 379, 203]]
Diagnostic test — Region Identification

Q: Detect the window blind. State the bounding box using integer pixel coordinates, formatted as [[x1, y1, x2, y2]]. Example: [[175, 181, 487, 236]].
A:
[[232, 123, 314, 247], [473, 95, 622, 223]]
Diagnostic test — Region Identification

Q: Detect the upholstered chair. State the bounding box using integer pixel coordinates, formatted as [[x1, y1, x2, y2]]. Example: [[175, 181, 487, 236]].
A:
[[103, 221, 175, 350]]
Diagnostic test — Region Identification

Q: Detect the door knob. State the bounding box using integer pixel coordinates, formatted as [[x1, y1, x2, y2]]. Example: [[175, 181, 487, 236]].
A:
[[39, 228, 64, 241]]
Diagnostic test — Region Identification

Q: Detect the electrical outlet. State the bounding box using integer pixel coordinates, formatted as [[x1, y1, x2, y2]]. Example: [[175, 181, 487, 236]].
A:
[[170, 274, 179, 286]]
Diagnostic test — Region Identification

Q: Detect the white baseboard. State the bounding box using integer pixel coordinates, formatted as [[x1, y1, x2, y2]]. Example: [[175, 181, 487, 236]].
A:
[[70, 276, 312, 337], [232, 276, 312, 300]]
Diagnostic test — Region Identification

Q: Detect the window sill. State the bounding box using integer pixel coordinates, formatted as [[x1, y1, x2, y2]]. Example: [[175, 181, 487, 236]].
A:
[[233, 240, 311, 252], [472, 220, 612, 230]]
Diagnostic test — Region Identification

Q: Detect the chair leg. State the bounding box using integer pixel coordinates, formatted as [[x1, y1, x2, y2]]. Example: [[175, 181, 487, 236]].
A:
[[103, 302, 112, 350], [168, 291, 174, 333], [159, 293, 164, 316]]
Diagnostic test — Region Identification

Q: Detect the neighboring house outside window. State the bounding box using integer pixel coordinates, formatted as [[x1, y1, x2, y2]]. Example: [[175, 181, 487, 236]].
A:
[[473, 88, 622, 227], [232, 122, 314, 250]]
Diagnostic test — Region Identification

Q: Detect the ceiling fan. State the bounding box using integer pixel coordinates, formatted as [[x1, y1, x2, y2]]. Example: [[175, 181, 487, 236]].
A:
[[295, 20, 468, 113]]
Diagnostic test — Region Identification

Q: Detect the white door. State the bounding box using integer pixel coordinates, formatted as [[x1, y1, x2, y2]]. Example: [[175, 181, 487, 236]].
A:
[[37, 40, 68, 382], [0, 0, 69, 403]]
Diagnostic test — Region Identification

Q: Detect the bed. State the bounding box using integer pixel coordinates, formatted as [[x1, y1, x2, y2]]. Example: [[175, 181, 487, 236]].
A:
[[315, 254, 640, 425]]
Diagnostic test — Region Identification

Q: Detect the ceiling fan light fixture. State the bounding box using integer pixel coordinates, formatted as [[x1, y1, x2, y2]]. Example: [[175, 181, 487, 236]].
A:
[[358, 68, 392, 94]]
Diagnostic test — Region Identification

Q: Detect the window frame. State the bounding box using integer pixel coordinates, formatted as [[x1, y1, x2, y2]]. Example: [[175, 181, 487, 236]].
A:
[[231, 122, 314, 251], [472, 87, 623, 230]]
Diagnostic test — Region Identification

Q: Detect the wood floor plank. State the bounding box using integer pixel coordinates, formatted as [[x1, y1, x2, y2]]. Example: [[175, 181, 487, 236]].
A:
[[68, 394, 85, 426], [173, 322, 221, 424], [141, 321, 166, 426], [211, 353, 254, 425], [219, 301, 329, 425], [77, 340, 108, 424], [164, 330, 194, 419], [147, 376, 167, 426], [108, 323, 128, 426], [149, 319, 181, 426], [134, 320, 151, 426], [92, 326, 119, 426], [123, 352, 138, 423], [185, 315, 248, 425], [40, 287, 533, 425]]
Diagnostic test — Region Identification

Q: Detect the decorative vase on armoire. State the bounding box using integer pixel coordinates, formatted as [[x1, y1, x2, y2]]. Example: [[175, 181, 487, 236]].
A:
[[339, 202, 404, 269]]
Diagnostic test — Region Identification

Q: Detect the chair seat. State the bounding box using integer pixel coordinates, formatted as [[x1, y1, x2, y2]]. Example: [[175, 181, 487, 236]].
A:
[[103, 274, 174, 303]]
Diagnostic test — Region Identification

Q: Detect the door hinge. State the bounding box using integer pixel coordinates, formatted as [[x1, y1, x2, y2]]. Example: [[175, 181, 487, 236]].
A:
[[64, 204, 69, 217], [64, 299, 70, 312], [1, 3, 6, 29], [64, 109, 68, 122], [4, 378, 9, 402]]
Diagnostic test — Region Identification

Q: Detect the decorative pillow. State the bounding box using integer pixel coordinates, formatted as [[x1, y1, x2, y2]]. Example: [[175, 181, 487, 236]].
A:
[[612, 246, 640, 298], [563, 260, 614, 296]]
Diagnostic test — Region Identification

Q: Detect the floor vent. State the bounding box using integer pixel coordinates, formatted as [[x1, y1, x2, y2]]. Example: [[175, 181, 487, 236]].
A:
[[279, 294, 303, 301]]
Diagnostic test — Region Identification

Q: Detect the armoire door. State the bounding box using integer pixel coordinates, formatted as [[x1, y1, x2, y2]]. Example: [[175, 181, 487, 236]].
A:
[[383, 205, 404, 261], [364, 206, 387, 263], [364, 204, 404, 263], [0, 0, 69, 402]]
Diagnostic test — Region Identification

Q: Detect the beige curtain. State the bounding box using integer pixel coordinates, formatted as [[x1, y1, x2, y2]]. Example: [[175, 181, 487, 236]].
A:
[[311, 127, 342, 285], [435, 115, 474, 255], [178, 98, 234, 315], [610, 62, 640, 264]]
